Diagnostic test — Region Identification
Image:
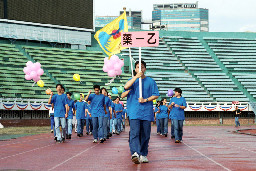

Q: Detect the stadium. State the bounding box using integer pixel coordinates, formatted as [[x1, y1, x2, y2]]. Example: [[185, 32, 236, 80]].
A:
[[1, 0, 256, 170]]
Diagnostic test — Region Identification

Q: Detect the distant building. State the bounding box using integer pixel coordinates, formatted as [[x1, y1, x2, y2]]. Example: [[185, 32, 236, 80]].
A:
[[120, 10, 142, 30], [152, 2, 208, 32], [95, 10, 142, 30]]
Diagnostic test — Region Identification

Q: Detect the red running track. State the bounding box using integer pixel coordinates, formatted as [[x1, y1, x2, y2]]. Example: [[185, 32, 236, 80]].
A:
[[1, 125, 256, 171]]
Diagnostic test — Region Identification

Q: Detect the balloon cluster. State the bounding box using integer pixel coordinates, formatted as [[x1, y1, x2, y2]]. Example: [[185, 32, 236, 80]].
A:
[[103, 55, 124, 77], [23, 61, 44, 82], [112, 86, 124, 94]]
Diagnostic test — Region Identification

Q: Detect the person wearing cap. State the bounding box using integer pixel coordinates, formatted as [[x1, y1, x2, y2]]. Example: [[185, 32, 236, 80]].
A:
[[168, 88, 187, 143], [124, 60, 160, 164]]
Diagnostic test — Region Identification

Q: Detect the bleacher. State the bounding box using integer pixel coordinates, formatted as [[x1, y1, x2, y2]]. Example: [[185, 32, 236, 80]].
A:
[[163, 36, 221, 71], [1, 31, 256, 103], [204, 38, 256, 72], [194, 72, 248, 102], [23, 46, 131, 97], [121, 40, 213, 102], [122, 40, 185, 71], [0, 44, 56, 99]]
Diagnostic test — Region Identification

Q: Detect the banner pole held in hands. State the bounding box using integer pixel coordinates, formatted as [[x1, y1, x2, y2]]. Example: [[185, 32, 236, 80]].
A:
[[139, 47, 142, 98]]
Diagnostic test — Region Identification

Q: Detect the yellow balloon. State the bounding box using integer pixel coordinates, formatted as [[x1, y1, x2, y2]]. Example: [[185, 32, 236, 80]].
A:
[[37, 80, 44, 87], [73, 74, 80, 81], [153, 99, 156, 103]]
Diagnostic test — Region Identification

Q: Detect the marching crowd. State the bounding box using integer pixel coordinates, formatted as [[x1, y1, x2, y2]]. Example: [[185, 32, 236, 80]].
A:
[[48, 60, 187, 164]]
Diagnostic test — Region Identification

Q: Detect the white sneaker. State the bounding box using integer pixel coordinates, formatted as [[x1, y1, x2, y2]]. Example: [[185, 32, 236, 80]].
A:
[[140, 156, 149, 163], [93, 139, 98, 143], [131, 152, 140, 164]]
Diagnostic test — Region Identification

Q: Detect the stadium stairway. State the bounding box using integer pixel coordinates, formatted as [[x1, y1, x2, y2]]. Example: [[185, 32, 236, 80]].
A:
[[200, 38, 254, 102]]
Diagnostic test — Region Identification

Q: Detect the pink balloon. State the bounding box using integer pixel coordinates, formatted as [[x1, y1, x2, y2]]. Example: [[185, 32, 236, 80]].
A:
[[103, 65, 109, 72], [33, 76, 40, 82], [23, 67, 31, 75], [119, 101, 123, 105], [26, 61, 33, 67], [110, 55, 119, 62], [37, 68, 44, 76], [30, 64, 37, 71], [104, 57, 109, 63], [104, 59, 110, 66], [30, 71, 37, 79], [108, 70, 116, 77], [107, 61, 114, 70], [116, 69, 122, 76], [35, 62, 41, 70], [25, 74, 32, 80], [119, 60, 124, 67], [114, 63, 122, 71]]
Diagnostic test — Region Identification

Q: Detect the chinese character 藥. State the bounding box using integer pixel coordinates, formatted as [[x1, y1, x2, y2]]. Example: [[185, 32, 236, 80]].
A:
[[123, 34, 132, 45]]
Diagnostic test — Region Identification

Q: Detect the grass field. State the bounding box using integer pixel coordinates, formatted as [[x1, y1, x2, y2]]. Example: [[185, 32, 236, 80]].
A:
[[0, 126, 50, 140]]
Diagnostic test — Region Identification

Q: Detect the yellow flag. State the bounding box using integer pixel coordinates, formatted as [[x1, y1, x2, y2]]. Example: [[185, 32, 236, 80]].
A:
[[94, 11, 128, 57]]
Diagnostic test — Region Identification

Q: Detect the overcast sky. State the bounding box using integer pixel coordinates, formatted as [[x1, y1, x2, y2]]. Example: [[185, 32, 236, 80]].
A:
[[95, 0, 256, 32]]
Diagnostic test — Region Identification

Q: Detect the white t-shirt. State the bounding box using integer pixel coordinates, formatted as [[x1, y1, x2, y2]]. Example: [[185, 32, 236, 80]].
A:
[[49, 107, 54, 117]]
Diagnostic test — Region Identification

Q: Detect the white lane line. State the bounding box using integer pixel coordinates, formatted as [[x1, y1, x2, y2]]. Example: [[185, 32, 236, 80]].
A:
[[48, 144, 98, 171], [0, 135, 50, 147], [183, 142, 231, 171], [186, 131, 256, 155], [0, 144, 54, 160]]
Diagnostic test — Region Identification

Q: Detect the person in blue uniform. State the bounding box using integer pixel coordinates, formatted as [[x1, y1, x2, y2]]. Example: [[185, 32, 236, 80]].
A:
[[85, 102, 93, 135], [48, 84, 69, 143], [108, 94, 114, 137], [101, 87, 112, 141], [75, 95, 86, 137], [66, 92, 75, 139], [122, 107, 127, 131], [85, 85, 107, 143], [158, 98, 169, 137], [154, 101, 161, 135], [168, 88, 187, 143], [123, 61, 159, 164], [114, 97, 123, 135]]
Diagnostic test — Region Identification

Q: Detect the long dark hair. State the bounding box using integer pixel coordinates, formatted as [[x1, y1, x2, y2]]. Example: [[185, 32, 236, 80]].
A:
[[155, 101, 160, 107], [159, 98, 166, 106]]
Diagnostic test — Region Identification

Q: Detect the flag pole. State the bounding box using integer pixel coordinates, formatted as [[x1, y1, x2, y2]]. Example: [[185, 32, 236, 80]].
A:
[[139, 47, 142, 98], [129, 47, 134, 77]]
